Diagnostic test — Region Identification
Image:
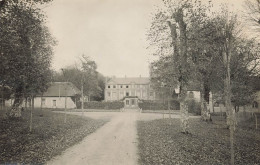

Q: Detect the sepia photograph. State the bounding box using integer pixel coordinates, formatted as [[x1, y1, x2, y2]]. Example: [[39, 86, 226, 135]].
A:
[[0, 0, 260, 164]]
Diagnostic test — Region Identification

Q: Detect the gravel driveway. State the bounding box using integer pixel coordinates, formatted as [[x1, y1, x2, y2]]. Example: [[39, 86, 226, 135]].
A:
[[47, 111, 198, 165]]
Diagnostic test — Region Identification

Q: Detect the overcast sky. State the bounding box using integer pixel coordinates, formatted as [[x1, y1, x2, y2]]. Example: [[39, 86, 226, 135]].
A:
[[44, 0, 245, 77]]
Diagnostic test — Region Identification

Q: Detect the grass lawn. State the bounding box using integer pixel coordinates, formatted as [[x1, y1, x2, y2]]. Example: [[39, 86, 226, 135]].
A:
[[137, 115, 260, 165], [0, 108, 108, 164]]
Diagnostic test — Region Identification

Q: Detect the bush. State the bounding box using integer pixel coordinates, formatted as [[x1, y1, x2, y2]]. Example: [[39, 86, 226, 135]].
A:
[[186, 99, 201, 115], [138, 100, 180, 110], [77, 101, 124, 109]]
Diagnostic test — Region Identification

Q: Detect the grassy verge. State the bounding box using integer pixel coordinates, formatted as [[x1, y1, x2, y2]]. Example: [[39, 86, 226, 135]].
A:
[[0, 109, 108, 164], [137, 116, 260, 165]]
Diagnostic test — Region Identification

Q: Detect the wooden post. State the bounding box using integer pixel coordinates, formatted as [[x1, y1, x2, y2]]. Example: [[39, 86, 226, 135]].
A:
[[40, 94, 43, 111], [254, 113, 258, 130], [81, 78, 84, 111], [1, 87, 3, 111], [168, 95, 171, 119], [64, 86, 67, 124]]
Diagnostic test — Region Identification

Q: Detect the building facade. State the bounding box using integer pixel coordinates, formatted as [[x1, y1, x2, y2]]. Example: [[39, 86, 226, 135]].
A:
[[36, 82, 81, 109], [105, 77, 156, 108], [6, 82, 81, 109]]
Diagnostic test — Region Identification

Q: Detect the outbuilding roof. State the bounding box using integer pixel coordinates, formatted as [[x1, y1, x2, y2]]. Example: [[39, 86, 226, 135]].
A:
[[39, 82, 81, 97]]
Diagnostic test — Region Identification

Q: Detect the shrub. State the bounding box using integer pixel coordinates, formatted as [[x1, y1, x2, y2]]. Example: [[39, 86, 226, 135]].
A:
[[186, 99, 201, 115], [138, 100, 180, 110], [77, 101, 124, 109]]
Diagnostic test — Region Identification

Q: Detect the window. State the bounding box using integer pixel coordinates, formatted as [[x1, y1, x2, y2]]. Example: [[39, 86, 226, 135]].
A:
[[136, 91, 140, 97], [53, 100, 56, 106], [107, 92, 111, 97], [112, 92, 117, 99], [120, 85, 123, 88], [126, 92, 129, 96], [120, 92, 124, 98], [126, 85, 129, 88], [253, 101, 258, 108], [143, 92, 146, 97], [113, 85, 116, 88], [150, 92, 153, 97], [108, 85, 110, 88], [42, 98, 46, 106], [188, 91, 194, 99]]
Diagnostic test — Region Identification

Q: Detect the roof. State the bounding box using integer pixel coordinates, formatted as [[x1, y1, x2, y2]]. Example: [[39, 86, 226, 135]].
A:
[[39, 82, 81, 97], [187, 83, 200, 91], [107, 77, 150, 85]]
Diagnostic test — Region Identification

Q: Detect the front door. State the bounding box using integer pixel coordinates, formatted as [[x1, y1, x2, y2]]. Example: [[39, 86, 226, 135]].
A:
[[131, 99, 135, 107], [126, 100, 130, 107], [124, 98, 138, 109]]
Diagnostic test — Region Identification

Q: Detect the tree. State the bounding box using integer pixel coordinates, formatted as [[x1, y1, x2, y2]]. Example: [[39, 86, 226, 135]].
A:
[[230, 38, 260, 110], [80, 55, 101, 101], [149, 1, 260, 164], [52, 55, 105, 102], [148, 0, 216, 131], [244, 0, 260, 32], [0, 0, 55, 118]]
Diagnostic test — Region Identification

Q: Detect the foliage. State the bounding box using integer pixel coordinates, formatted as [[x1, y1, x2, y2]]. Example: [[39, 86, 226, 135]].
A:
[[138, 100, 180, 110], [52, 55, 105, 101], [0, 86, 12, 101], [244, 0, 260, 33], [0, 0, 55, 111], [0, 109, 107, 164], [148, 0, 260, 122]]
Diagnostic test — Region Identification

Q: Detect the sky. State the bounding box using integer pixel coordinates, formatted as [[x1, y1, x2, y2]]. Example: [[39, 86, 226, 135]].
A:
[[43, 0, 246, 78]]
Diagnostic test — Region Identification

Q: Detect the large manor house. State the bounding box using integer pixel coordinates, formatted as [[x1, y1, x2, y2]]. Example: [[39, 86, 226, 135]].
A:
[[104, 77, 157, 108]]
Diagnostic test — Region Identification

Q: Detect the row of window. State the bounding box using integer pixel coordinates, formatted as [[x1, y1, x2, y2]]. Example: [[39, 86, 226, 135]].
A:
[[41, 98, 57, 106], [107, 84, 149, 89], [107, 91, 154, 98]]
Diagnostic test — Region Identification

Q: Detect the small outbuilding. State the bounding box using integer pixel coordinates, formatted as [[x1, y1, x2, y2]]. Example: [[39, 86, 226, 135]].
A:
[[33, 82, 81, 109]]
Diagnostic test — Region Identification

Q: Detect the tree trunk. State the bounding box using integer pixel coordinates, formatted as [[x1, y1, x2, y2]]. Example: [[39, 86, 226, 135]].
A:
[[201, 82, 211, 121], [223, 43, 235, 165], [25, 97, 28, 110], [180, 99, 189, 133], [29, 95, 34, 132], [8, 92, 23, 118]]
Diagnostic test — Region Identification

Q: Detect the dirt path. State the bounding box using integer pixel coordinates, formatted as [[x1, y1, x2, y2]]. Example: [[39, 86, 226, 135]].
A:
[[47, 112, 138, 165], [47, 111, 199, 165]]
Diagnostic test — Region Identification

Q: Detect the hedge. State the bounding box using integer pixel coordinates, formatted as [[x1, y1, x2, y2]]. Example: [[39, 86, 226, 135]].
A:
[[77, 101, 124, 109], [138, 100, 180, 110]]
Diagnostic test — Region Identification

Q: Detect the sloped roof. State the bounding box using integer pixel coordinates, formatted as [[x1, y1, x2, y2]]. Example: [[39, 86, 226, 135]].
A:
[[187, 82, 200, 91], [39, 82, 81, 97], [107, 77, 150, 85]]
